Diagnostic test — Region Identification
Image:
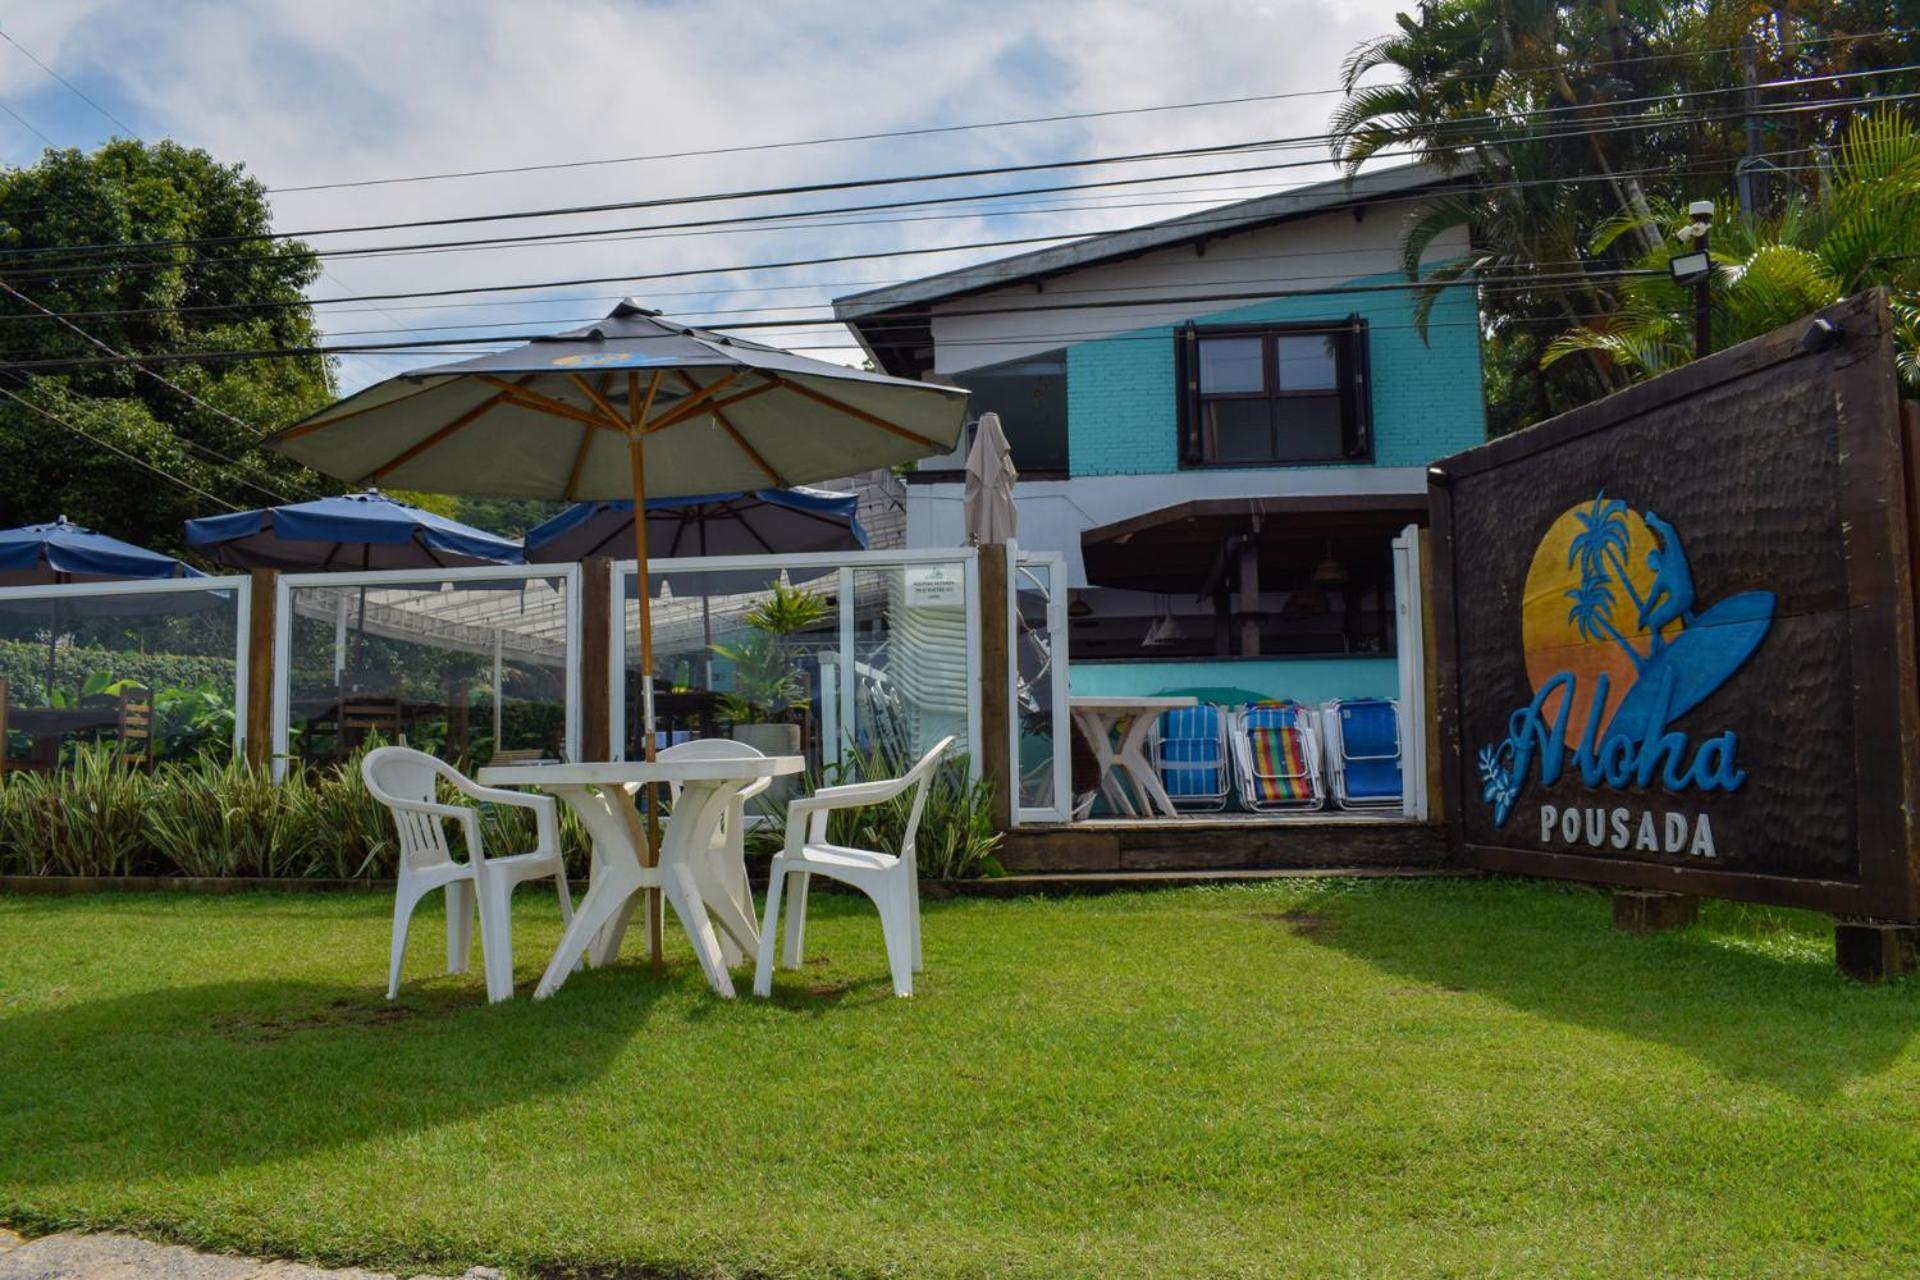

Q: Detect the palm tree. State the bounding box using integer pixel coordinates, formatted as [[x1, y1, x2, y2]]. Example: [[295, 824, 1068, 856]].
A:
[[1545, 111, 1920, 382]]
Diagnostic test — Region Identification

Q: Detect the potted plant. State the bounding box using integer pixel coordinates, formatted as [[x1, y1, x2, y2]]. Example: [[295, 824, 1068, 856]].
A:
[[711, 580, 827, 759]]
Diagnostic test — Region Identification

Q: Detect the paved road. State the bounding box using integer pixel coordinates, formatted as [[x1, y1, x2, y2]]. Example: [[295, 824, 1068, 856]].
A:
[[0, 1230, 500, 1280]]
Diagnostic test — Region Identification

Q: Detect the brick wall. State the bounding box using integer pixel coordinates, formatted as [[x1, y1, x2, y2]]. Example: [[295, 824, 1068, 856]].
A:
[[1065, 274, 1485, 477]]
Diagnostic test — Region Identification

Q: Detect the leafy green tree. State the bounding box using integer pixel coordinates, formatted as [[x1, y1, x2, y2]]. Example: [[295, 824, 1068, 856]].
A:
[[1335, 0, 1920, 431], [1545, 111, 1920, 382], [0, 139, 336, 551]]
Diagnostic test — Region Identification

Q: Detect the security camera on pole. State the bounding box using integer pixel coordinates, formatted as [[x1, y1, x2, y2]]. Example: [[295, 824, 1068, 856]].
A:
[[1668, 200, 1716, 360]]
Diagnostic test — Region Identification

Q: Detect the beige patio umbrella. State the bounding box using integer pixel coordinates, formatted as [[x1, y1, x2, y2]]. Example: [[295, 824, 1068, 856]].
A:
[[267, 301, 969, 966], [962, 411, 1019, 546]]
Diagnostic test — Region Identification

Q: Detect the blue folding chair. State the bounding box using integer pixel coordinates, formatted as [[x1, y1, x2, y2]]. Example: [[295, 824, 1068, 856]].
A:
[[1149, 704, 1232, 812], [1322, 698, 1402, 810]]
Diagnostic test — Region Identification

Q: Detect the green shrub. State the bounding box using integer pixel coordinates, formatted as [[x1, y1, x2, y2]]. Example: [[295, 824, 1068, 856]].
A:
[[143, 757, 306, 878], [0, 638, 233, 708], [0, 745, 155, 875]]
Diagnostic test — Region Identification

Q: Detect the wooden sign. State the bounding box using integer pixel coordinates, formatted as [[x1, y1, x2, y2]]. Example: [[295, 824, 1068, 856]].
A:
[[1429, 291, 1920, 920]]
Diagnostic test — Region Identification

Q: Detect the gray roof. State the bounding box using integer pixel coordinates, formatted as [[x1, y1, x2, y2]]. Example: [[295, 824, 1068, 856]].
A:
[[832, 162, 1457, 327]]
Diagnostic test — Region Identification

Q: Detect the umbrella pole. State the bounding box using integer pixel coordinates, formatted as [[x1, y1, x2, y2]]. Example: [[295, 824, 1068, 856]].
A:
[[628, 375, 665, 973]]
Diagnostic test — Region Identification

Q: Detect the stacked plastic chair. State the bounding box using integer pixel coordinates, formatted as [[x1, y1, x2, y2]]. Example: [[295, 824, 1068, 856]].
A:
[[1322, 697, 1403, 809], [1230, 701, 1326, 811], [1149, 704, 1232, 812]]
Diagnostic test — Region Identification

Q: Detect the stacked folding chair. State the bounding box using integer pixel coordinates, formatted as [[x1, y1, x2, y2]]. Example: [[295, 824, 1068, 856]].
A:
[[1149, 704, 1232, 812], [1322, 697, 1403, 810], [1230, 701, 1325, 812]]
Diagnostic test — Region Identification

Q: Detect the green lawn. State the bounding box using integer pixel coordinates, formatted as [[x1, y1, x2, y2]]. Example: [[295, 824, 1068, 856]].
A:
[[2, 877, 1918, 1278]]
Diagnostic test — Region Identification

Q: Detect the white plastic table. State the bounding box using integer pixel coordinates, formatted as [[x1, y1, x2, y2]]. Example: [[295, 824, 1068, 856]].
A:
[[1067, 695, 1197, 819], [478, 757, 803, 998]]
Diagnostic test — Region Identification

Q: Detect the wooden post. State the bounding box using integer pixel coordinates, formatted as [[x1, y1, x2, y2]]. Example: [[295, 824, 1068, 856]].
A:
[[579, 556, 612, 762], [1612, 890, 1700, 934], [978, 542, 1012, 831], [245, 568, 277, 769], [1834, 919, 1920, 982], [1237, 541, 1261, 657]]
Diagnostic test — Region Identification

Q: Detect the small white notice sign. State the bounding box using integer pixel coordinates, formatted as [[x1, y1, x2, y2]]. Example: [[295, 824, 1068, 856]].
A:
[[904, 564, 963, 608]]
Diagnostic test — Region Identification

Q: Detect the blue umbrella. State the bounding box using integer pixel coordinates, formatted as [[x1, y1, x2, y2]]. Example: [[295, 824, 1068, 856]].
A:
[[182, 489, 522, 572], [0, 516, 204, 701], [527, 488, 864, 688], [0, 516, 201, 585], [524, 487, 865, 564]]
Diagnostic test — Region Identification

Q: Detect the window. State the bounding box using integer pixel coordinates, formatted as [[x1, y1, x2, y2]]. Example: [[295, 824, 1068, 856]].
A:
[[1176, 319, 1371, 466]]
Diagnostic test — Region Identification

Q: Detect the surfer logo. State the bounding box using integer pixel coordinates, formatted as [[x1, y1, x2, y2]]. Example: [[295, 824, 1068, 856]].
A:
[[1476, 492, 1775, 827]]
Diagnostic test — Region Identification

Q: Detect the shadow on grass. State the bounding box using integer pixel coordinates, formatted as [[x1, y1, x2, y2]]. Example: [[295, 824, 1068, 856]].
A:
[[0, 964, 666, 1193], [1297, 878, 1920, 1100]]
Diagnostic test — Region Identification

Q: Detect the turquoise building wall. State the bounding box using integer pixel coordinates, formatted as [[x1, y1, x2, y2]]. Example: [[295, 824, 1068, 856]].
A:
[[1063, 275, 1484, 477]]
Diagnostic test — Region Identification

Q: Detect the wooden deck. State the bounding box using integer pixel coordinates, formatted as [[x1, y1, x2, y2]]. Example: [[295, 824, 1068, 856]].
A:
[[999, 813, 1450, 874]]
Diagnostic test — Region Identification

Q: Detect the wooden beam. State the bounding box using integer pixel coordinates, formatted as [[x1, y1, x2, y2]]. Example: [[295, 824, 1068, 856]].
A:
[[566, 373, 636, 434], [640, 371, 744, 433], [632, 370, 662, 431], [562, 423, 596, 501], [767, 375, 943, 450], [276, 379, 444, 441], [477, 375, 623, 434], [244, 568, 277, 768], [370, 382, 522, 483], [670, 372, 784, 486], [579, 556, 612, 762]]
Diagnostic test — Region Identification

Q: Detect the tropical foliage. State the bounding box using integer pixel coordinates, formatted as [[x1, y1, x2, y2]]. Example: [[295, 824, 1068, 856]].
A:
[[710, 580, 830, 724], [1333, 1, 1920, 431], [1545, 111, 1920, 381]]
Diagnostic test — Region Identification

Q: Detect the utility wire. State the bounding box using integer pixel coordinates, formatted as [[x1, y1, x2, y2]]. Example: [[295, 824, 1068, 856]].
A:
[[9, 63, 1915, 268], [0, 25, 136, 137], [0, 379, 241, 510], [0, 134, 1879, 330], [255, 28, 1900, 194]]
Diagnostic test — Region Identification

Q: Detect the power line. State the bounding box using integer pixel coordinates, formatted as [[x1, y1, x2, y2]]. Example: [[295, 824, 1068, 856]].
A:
[[0, 137, 1867, 330], [254, 28, 1900, 195], [0, 24, 136, 138], [5, 71, 1909, 291], [0, 267, 1660, 374], [0, 379, 242, 510], [10, 63, 1914, 269]]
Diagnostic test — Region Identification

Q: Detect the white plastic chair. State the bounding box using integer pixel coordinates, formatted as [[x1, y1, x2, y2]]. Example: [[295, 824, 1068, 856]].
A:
[[753, 736, 954, 998], [653, 737, 770, 966], [362, 745, 573, 1004]]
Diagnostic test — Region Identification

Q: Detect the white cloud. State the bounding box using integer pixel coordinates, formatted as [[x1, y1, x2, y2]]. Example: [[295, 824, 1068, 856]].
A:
[[5, 0, 1409, 390]]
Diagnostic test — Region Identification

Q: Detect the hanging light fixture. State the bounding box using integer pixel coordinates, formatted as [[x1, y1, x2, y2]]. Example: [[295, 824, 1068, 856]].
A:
[[1312, 540, 1349, 586]]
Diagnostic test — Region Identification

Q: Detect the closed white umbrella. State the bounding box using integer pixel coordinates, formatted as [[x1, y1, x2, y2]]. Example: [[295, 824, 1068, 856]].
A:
[[962, 412, 1018, 546], [267, 301, 968, 966]]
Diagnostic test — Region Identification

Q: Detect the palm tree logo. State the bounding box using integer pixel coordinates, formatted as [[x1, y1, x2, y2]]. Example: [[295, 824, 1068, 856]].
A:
[[1564, 492, 1653, 672]]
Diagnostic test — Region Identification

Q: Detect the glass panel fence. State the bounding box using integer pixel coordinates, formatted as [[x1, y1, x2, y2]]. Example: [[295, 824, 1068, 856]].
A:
[[0, 580, 245, 767], [846, 560, 973, 777], [618, 562, 840, 785], [1013, 555, 1067, 819], [282, 569, 575, 771], [614, 553, 977, 787]]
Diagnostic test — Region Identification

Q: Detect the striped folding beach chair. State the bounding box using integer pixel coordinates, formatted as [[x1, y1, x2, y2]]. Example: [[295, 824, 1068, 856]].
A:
[[1322, 697, 1403, 810], [1149, 704, 1231, 812], [1231, 702, 1325, 812]]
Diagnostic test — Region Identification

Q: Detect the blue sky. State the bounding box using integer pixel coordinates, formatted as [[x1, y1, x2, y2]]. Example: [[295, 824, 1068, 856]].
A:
[[0, 1, 1407, 393]]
